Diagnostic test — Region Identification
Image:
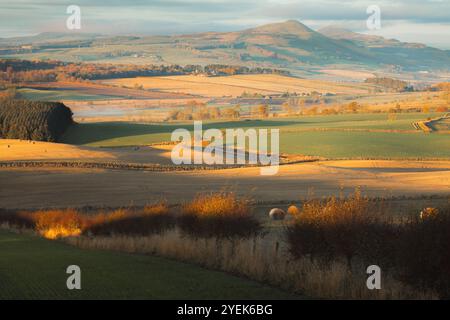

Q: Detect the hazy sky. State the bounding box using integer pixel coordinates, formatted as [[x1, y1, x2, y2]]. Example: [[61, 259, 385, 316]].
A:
[[1, 0, 449, 49]]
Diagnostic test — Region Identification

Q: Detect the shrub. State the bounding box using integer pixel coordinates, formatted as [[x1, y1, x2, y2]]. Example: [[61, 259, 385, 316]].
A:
[[178, 192, 261, 239], [32, 209, 85, 239], [286, 190, 397, 266], [0, 204, 174, 239], [85, 203, 175, 236], [0, 209, 34, 229], [397, 208, 450, 298], [286, 191, 450, 298]]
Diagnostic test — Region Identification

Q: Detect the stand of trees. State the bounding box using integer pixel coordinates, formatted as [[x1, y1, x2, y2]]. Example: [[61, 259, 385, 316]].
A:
[[365, 77, 414, 92], [0, 98, 73, 142]]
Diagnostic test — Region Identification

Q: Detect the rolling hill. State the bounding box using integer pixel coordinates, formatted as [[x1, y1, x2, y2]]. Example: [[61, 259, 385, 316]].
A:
[[1, 20, 449, 72], [318, 26, 450, 71]]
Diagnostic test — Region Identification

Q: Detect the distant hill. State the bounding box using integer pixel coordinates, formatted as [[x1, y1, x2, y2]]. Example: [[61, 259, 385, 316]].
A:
[[215, 20, 375, 66], [0, 32, 102, 46], [0, 20, 449, 72], [318, 26, 450, 70]]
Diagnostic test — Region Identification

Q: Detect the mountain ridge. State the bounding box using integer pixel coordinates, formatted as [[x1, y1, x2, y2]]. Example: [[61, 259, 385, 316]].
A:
[[0, 20, 449, 72]]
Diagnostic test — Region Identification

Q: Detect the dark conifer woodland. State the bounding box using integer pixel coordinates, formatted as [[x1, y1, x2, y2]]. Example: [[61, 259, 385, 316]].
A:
[[0, 99, 73, 141]]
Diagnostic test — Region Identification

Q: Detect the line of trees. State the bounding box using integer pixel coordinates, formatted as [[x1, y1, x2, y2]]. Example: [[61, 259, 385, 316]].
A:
[[168, 102, 241, 121], [0, 98, 73, 141], [0, 59, 290, 83]]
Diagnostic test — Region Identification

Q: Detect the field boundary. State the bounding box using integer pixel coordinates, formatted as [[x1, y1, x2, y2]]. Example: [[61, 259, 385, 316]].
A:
[[0, 158, 323, 171], [2, 157, 450, 171], [0, 160, 250, 172], [2, 194, 448, 212], [413, 113, 450, 133]]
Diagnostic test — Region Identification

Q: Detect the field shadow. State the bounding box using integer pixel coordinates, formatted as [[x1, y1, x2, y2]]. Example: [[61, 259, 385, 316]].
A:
[[61, 120, 301, 145]]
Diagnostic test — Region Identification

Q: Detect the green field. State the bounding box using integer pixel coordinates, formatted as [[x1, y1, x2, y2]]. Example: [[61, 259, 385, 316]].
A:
[[61, 113, 450, 159], [279, 131, 450, 158], [0, 230, 296, 299]]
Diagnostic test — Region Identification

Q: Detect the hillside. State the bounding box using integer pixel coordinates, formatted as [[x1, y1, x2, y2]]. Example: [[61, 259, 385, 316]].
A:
[[318, 26, 450, 70], [1, 20, 449, 73]]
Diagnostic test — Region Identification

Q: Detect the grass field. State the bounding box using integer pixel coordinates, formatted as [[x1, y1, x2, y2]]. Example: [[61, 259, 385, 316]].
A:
[[0, 229, 296, 299], [61, 113, 450, 159], [279, 131, 450, 158]]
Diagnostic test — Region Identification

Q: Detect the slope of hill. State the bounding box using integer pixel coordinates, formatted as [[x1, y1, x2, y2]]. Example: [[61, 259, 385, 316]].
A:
[[221, 20, 375, 66], [318, 26, 450, 70]]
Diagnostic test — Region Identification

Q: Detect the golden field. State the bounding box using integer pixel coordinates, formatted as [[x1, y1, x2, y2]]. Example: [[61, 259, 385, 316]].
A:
[[0, 139, 175, 164], [1, 138, 449, 209], [100, 74, 373, 98], [1, 158, 449, 209]]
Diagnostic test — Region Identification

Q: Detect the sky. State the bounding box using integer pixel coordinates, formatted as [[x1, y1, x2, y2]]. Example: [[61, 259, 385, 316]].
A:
[[1, 0, 449, 49]]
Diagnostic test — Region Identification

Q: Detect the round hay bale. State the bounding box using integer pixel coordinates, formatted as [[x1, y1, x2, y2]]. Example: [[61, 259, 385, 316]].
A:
[[420, 207, 439, 220], [269, 208, 286, 220], [287, 205, 300, 216]]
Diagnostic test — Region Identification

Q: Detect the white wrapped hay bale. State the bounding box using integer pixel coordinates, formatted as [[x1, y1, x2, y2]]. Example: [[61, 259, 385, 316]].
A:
[[269, 208, 286, 220]]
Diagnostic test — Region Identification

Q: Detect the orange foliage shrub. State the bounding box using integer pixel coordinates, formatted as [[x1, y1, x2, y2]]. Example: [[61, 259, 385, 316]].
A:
[[179, 192, 261, 238], [287, 190, 395, 265], [32, 209, 86, 239]]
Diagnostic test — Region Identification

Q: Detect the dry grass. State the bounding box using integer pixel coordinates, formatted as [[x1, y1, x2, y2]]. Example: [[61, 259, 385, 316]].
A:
[[287, 190, 450, 298], [1, 191, 448, 299], [66, 230, 437, 299], [0, 140, 177, 165], [0, 139, 114, 162]]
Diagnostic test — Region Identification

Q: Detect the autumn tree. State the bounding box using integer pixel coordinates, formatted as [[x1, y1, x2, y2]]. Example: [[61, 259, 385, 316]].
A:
[[257, 104, 269, 118]]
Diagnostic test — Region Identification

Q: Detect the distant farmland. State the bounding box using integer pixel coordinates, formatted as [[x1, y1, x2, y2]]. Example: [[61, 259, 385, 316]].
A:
[[100, 74, 373, 98], [19, 81, 193, 101]]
